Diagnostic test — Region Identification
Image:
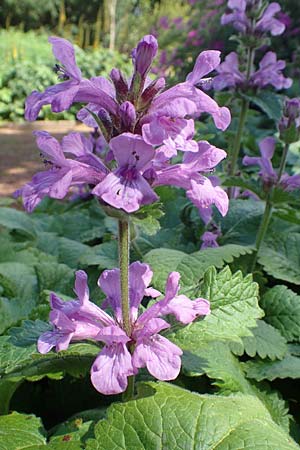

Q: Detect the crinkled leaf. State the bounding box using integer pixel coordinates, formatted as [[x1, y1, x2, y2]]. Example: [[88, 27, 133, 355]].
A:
[[79, 241, 118, 268], [35, 263, 75, 297], [261, 286, 300, 340], [170, 267, 262, 349], [0, 412, 46, 448], [244, 354, 300, 381], [259, 232, 300, 284], [230, 320, 287, 360], [0, 207, 37, 238], [86, 382, 298, 450], [144, 245, 253, 291], [0, 262, 38, 300]]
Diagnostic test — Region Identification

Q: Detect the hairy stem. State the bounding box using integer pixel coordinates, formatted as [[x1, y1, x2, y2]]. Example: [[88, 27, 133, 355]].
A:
[[277, 142, 289, 183], [228, 46, 254, 197], [118, 219, 135, 402], [250, 190, 273, 271], [118, 219, 131, 336]]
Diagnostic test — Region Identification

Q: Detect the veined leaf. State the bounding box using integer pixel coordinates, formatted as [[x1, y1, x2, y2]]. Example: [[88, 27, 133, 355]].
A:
[[261, 286, 300, 340], [86, 382, 299, 450]]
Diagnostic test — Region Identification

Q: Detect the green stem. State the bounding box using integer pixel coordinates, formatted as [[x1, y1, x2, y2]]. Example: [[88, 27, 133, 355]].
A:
[[118, 220, 135, 401], [250, 190, 273, 272], [118, 220, 131, 336], [277, 142, 289, 183], [228, 46, 254, 197], [228, 98, 249, 198]]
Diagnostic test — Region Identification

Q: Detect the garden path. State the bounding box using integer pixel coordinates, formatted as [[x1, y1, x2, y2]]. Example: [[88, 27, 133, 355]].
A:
[[0, 121, 89, 198]]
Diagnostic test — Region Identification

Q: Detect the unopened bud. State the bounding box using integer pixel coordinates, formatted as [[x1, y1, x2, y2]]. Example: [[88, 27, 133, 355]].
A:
[[139, 77, 165, 110], [110, 68, 129, 103], [120, 101, 136, 132], [98, 108, 113, 141], [132, 35, 158, 77]]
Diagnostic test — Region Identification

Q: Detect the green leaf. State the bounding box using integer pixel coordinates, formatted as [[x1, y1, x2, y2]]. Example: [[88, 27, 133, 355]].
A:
[[220, 199, 264, 245], [230, 320, 287, 360], [0, 207, 37, 238], [0, 412, 46, 448], [0, 322, 100, 413], [0, 262, 38, 300], [244, 354, 300, 381], [35, 262, 75, 297], [79, 241, 118, 268], [261, 286, 300, 340], [144, 245, 253, 291], [86, 382, 299, 450], [242, 91, 283, 121], [170, 266, 262, 347], [259, 232, 300, 284]]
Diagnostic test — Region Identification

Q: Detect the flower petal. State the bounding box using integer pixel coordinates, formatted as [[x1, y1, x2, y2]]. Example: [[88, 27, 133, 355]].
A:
[[132, 334, 182, 380], [91, 343, 134, 395]]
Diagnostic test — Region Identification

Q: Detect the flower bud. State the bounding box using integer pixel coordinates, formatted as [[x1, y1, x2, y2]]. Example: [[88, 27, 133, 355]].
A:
[[110, 68, 128, 102], [98, 108, 113, 141], [120, 101, 136, 132], [139, 77, 165, 110], [132, 35, 158, 77]]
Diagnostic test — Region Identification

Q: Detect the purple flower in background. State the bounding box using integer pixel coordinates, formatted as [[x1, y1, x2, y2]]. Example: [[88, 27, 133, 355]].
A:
[[221, 1, 285, 36], [213, 52, 245, 90], [38, 264, 210, 395], [15, 131, 107, 212], [214, 52, 292, 91], [251, 52, 292, 90], [243, 136, 277, 184], [243, 136, 300, 191], [200, 230, 220, 249]]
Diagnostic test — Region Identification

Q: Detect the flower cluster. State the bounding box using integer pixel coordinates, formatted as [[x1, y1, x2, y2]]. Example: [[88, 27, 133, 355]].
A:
[[214, 51, 292, 91], [38, 263, 210, 395], [221, 1, 286, 36], [214, 0, 292, 92], [243, 136, 300, 191], [16, 35, 230, 219]]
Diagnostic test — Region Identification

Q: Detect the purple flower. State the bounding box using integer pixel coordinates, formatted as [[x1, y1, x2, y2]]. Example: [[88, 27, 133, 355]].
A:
[[243, 136, 277, 184], [213, 52, 245, 90], [243, 137, 300, 191], [214, 52, 292, 91], [92, 133, 158, 213], [25, 38, 118, 121], [251, 52, 292, 90], [255, 3, 286, 36], [200, 230, 220, 249], [15, 131, 107, 212], [221, 1, 285, 36], [152, 141, 229, 220], [132, 35, 158, 78], [38, 264, 210, 395]]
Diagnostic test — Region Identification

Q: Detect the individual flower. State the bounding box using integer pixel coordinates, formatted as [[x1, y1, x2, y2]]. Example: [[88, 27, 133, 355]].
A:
[[152, 141, 229, 219], [92, 133, 158, 213], [243, 136, 277, 184], [15, 131, 107, 212], [38, 264, 210, 395], [243, 136, 300, 191], [25, 37, 118, 121], [251, 52, 292, 90], [200, 230, 220, 249]]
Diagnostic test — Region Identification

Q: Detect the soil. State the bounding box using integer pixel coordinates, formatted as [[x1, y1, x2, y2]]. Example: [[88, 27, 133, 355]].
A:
[[0, 121, 89, 198]]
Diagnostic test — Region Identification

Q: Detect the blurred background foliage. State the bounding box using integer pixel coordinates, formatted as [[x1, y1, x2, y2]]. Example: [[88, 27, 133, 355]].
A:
[[1, 0, 300, 121]]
